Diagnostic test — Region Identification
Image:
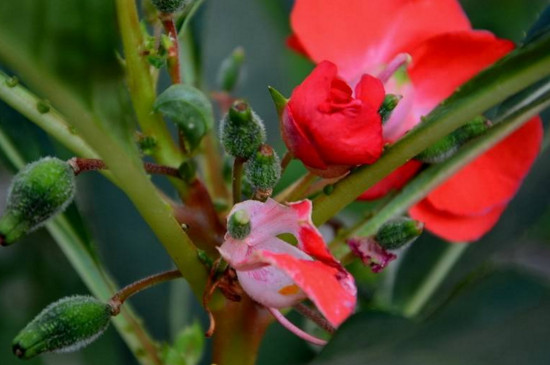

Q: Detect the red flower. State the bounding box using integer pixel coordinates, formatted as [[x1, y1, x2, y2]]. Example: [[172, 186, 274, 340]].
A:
[[290, 0, 544, 241], [282, 61, 385, 178]]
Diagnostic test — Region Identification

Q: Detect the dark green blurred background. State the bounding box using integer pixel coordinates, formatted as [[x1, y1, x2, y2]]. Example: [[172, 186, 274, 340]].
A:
[[0, 1, 549, 364]]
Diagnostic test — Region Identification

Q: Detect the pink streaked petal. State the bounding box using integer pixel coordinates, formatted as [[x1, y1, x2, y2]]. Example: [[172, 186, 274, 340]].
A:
[[268, 307, 327, 346], [347, 237, 397, 273], [258, 251, 356, 327]]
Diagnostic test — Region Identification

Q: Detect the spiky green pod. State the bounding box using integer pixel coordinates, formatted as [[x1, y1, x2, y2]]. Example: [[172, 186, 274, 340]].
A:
[[12, 296, 112, 359], [379, 94, 401, 123], [0, 157, 75, 245], [375, 217, 424, 250], [151, 0, 189, 13], [220, 100, 266, 159], [227, 209, 251, 240], [245, 144, 281, 190], [416, 116, 490, 163], [217, 47, 245, 93]]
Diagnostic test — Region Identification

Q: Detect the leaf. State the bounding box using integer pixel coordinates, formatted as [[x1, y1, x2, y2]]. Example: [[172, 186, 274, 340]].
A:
[[314, 269, 550, 365], [154, 84, 213, 152], [524, 5, 550, 44], [162, 322, 205, 365]]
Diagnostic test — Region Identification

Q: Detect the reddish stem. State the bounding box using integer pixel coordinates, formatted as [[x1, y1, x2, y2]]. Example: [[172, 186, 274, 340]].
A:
[[160, 13, 181, 84], [68, 157, 181, 178]]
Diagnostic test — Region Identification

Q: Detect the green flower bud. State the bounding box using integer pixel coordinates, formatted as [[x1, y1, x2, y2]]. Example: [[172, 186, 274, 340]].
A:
[[136, 133, 159, 155], [217, 47, 245, 93], [178, 160, 197, 183], [245, 144, 281, 190], [6, 76, 19, 88], [375, 217, 424, 250], [379, 94, 402, 123], [220, 100, 266, 159], [0, 157, 75, 246], [227, 209, 251, 240], [151, 0, 189, 13], [416, 116, 491, 163], [12, 296, 112, 359]]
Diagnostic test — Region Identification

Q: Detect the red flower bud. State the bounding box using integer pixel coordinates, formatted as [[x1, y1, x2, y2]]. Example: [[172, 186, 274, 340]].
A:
[[281, 61, 385, 178]]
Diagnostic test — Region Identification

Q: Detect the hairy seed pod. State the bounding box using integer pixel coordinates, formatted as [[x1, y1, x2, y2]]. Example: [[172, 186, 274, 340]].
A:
[[245, 144, 281, 190], [12, 296, 113, 359], [0, 157, 75, 246], [151, 0, 189, 13], [227, 209, 251, 240], [375, 217, 424, 250], [220, 100, 266, 159]]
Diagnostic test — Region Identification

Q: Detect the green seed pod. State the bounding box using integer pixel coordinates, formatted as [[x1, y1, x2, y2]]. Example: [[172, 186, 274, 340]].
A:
[[178, 160, 197, 183], [217, 47, 246, 93], [416, 116, 491, 163], [379, 94, 402, 123], [227, 209, 251, 240], [12, 296, 113, 359], [0, 157, 75, 246], [220, 100, 266, 159], [151, 0, 189, 13], [245, 144, 281, 190], [375, 217, 424, 250]]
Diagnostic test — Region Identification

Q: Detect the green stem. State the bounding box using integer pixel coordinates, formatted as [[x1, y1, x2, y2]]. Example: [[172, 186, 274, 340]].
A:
[[312, 32, 550, 226], [232, 157, 245, 205], [402, 243, 468, 317], [276, 172, 316, 202]]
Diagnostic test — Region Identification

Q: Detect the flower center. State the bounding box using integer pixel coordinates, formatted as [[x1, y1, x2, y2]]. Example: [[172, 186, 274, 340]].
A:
[[318, 78, 361, 115]]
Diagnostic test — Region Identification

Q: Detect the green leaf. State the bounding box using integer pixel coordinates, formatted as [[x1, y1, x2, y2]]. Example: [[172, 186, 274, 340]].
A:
[[162, 322, 204, 365], [154, 84, 213, 152], [315, 269, 550, 365], [525, 5, 550, 44]]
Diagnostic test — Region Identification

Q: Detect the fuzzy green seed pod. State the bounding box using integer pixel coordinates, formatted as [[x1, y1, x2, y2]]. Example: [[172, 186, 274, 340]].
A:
[[416, 116, 491, 163], [379, 94, 401, 123], [12, 296, 113, 359], [151, 0, 189, 13], [375, 217, 424, 250], [227, 209, 251, 240], [220, 100, 266, 159], [0, 157, 75, 246], [245, 144, 281, 190], [217, 47, 246, 93]]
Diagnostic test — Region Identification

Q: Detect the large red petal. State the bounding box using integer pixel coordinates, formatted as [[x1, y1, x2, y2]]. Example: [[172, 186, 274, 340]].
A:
[[409, 199, 507, 242], [408, 31, 514, 119], [290, 0, 470, 81], [359, 160, 423, 200], [258, 251, 356, 327], [426, 118, 543, 215]]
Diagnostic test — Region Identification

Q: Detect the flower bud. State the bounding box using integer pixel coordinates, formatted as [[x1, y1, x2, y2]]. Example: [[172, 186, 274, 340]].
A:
[[151, 0, 189, 13], [375, 217, 424, 250], [217, 47, 245, 93], [0, 157, 75, 246], [227, 209, 251, 240], [178, 160, 197, 183], [378, 94, 401, 123], [245, 144, 281, 191], [416, 116, 491, 163], [12, 296, 112, 359], [220, 100, 266, 159]]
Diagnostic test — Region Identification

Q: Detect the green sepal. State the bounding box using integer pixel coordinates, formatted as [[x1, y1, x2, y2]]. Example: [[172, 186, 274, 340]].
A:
[[375, 217, 424, 250], [245, 144, 281, 190], [227, 209, 251, 240], [416, 116, 490, 163], [220, 100, 266, 159], [268, 86, 289, 118], [217, 47, 245, 93], [379, 94, 402, 123], [154, 84, 214, 152], [12, 296, 112, 359], [0, 157, 75, 246]]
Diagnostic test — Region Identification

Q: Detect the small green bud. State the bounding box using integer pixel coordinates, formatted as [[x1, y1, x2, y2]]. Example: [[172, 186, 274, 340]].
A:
[[151, 0, 189, 13], [12, 296, 112, 359], [147, 54, 166, 69], [217, 47, 245, 93], [136, 133, 159, 155], [6, 76, 19, 88], [37, 100, 51, 114], [227, 209, 251, 240], [178, 160, 197, 183], [220, 100, 266, 159], [267, 86, 289, 118], [375, 217, 424, 250], [416, 116, 491, 163], [379, 94, 402, 123], [323, 184, 335, 195], [245, 144, 281, 190], [0, 157, 75, 246]]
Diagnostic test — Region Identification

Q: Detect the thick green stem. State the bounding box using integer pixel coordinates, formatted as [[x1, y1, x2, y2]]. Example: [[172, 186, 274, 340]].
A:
[[276, 172, 316, 202], [402, 243, 468, 317], [312, 33, 550, 226]]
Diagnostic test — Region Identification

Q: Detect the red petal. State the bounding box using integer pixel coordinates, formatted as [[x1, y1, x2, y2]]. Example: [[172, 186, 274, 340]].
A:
[[426, 118, 543, 215], [286, 34, 310, 58], [290, 0, 470, 81], [359, 160, 423, 200], [408, 31, 514, 118], [355, 74, 386, 110], [259, 251, 357, 327], [409, 199, 507, 242]]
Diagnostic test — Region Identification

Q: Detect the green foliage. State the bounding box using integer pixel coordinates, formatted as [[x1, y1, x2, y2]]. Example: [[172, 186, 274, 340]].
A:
[[154, 84, 214, 152], [12, 295, 112, 359], [162, 322, 204, 365], [217, 46, 246, 93]]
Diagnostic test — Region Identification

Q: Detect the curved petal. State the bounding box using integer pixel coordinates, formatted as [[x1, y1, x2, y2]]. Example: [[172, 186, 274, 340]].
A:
[[408, 31, 514, 120], [258, 251, 356, 327], [426, 118, 543, 215], [409, 199, 507, 242], [359, 160, 423, 200], [290, 0, 470, 81]]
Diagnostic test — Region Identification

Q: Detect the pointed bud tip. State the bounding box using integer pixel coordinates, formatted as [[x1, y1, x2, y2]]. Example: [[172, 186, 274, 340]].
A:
[[267, 86, 289, 117], [228, 209, 252, 240]]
